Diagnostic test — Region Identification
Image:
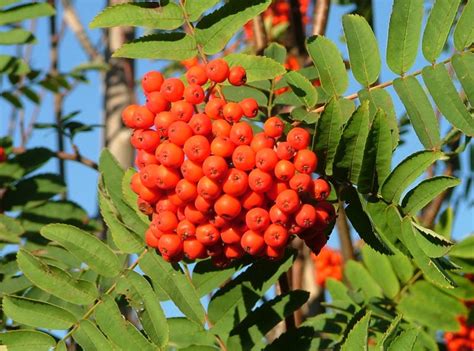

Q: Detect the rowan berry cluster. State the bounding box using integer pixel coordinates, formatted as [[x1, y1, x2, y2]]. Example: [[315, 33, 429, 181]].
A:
[[0, 147, 6, 163], [311, 246, 343, 286], [123, 57, 335, 267]]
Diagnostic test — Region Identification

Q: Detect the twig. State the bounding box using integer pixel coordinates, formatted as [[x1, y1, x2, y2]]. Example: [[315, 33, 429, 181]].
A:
[[61, 0, 102, 61], [312, 0, 331, 36], [12, 147, 98, 170]]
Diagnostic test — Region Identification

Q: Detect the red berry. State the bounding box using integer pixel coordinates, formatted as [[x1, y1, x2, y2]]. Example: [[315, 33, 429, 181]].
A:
[[160, 78, 185, 102], [183, 84, 205, 104], [186, 65, 208, 85], [142, 71, 164, 93], [241, 230, 265, 255], [240, 98, 259, 118], [146, 92, 170, 114], [158, 234, 183, 257], [228, 66, 247, 86], [206, 59, 229, 83]]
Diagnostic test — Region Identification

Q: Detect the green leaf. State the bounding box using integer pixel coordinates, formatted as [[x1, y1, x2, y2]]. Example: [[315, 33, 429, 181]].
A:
[[121, 168, 149, 223], [0, 55, 29, 75], [314, 98, 344, 175], [229, 290, 309, 350], [334, 102, 370, 183], [223, 53, 285, 82], [386, 0, 424, 74], [113, 32, 197, 60], [95, 295, 155, 351], [344, 260, 383, 300], [19, 200, 93, 234], [208, 251, 295, 336], [377, 314, 402, 350], [3, 173, 66, 211], [264, 326, 318, 351], [195, 0, 271, 55], [398, 281, 466, 331], [99, 149, 148, 235], [361, 245, 400, 299], [73, 320, 114, 351], [0, 28, 35, 45], [0, 214, 24, 243], [283, 71, 318, 108], [340, 311, 371, 351], [0, 3, 55, 25], [222, 85, 268, 106], [399, 218, 455, 288], [306, 35, 348, 96], [264, 42, 287, 64], [454, 0, 474, 51], [124, 270, 168, 348], [0, 330, 56, 351], [449, 235, 474, 259], [381, 150, 443, 203], [17, 249, 98, 305], [443, 274, 474, 300], [99, 191, 143, 254], [366, 201, 406, 255], [342, 14, 380, 86], [3, 295, 76, 330], [0, 274, 32, 294], [388, 253, 414, 284], [343, 187, 391, 254], [0, 147, 54, 183], [452, 52, 474, 106], [422, 63, 474, 136], [393, 76, 440, 149], [167, 318, 216, 349], [388, 329, 420, 351], [0, 0, 21, 7], [90, 2, 183, 29], [55, 341, 67, 351], [40, 224, 122, 277], [192, 259, 242, 297], [434, 207, 454, 239], [139, 251, 205, 325], [422, 0, 461, 62], [185, 0, 220, 21], [357, 110, 392, 194], [401, 176, 460, 215], [290, 108, 320, 124]]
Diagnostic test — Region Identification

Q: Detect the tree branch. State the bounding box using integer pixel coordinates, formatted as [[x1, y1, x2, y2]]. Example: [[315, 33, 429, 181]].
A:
[[312, 0, 331, 36], [12, 147, 98, 170], [61, 0, 102, 61]]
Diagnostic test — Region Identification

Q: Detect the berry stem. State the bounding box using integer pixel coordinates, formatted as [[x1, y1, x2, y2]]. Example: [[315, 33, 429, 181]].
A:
[[178, 0, 226, 100]]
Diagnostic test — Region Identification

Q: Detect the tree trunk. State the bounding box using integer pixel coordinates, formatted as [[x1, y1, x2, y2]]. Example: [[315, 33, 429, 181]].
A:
[[103, 0, 135, 168]]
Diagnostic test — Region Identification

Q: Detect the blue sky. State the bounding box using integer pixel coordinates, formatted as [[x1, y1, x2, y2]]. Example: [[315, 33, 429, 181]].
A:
[[1, 0, 472, 246]]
